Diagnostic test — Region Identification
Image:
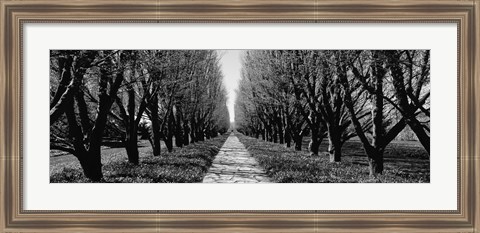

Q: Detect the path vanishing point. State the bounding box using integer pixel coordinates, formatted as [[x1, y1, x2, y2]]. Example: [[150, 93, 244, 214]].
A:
[[202, 132, 271, 183]]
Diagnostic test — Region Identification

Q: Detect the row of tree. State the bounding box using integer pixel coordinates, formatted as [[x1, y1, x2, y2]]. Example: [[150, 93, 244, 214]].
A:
[[50, 50, 230, 181], [235, 50, 430, 176]]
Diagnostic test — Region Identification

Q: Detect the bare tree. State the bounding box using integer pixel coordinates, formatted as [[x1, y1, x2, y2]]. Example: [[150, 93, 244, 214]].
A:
[[50, 50, 124, 181], [342, 50, 407, 176]]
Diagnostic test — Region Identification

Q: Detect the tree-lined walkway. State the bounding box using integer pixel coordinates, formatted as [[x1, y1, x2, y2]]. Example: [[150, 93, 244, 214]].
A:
[[202, 132, 271, 183]]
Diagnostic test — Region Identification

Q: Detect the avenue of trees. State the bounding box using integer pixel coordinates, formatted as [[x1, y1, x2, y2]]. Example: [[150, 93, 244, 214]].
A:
[[235, 50, 430, 176], [50, 50, 230, 181]]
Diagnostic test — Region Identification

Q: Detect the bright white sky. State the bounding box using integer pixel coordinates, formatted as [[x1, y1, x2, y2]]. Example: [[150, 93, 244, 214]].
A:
[[217, 50, 243, 123]]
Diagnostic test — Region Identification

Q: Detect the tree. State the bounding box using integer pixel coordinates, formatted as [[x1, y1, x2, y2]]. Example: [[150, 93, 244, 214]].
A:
[[341, 50, 407, 176], [50, 50, 124, 181], [283, 51, 328, 156]]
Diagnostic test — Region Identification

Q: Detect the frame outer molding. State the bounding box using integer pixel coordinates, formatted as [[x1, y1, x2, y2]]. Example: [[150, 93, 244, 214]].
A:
[[0, 1, 5, 232], [474, 1, 479, 232], [0, 0, 479, 232]]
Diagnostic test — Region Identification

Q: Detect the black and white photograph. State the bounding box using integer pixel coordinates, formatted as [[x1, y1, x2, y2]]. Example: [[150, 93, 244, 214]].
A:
[[50, 50, 430, 183]]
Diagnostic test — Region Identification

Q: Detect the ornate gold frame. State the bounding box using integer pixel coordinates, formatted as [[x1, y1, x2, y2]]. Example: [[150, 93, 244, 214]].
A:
[[1, 0, 479, 232]]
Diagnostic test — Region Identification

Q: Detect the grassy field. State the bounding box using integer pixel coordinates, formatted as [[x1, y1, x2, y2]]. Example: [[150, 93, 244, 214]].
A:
[[237, 134, 429, 183], [50, 134, 229, 183]]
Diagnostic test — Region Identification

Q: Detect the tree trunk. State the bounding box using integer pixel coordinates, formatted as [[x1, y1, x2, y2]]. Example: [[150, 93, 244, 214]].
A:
[[277, 117, 284, 144], [205, 127, 211, 139], [175, 134, 183, 147], [165, 135, 173, 152], [125, 86, 139, 164], [149, 95, 161, 156], [174, 106, 183, 148], [284, 127, 291, 148], [328, 137, 342, 162], [292, 126, 304, 151], [308, 126, 321, 156], [190, 120, 197, 143], [87, 93, 116, 180], [65, 97, 103, 181], [369, 53, 386, 175], [294, 135, 302, 151], [75, 90, 91, 134], [85, 90, 116, 180], [308, 137, 320, 156], [266, 125, 273, 142], [183, 122, 190, 146], [366, 147, 384, 176], [165, 111, 175, 152], [125, 128, 139, 164], [197, 128, 204, 141], [261, 126, 266, 140], [327, 127, 341, 162], [77, 152, 103, 181], [272, 124, 278, 143]]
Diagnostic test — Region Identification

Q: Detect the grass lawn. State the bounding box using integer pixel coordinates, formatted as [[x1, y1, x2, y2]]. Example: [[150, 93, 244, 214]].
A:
[[50, 134, 229, 183], [237, 133, 429, 183]]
